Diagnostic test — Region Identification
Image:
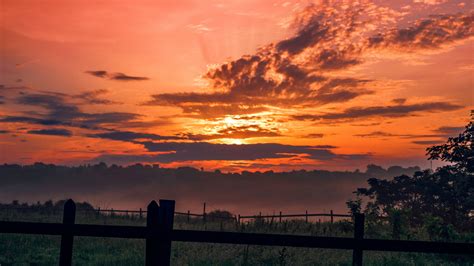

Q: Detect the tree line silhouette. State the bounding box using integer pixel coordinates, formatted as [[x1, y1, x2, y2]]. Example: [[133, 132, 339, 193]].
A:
[[348, 113, 473, 239]]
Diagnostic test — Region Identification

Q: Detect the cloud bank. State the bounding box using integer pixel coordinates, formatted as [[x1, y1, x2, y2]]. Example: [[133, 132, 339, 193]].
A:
[[145, 4, 472, 119]]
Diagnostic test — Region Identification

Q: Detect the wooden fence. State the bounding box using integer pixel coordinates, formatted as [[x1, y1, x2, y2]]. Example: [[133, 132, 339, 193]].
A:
[[1, 199, 473, 266], [238, 210, 351, 224], [1, 204, 352, 224]]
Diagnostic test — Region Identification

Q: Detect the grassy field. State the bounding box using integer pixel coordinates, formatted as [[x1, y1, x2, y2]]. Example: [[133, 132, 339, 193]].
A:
[[0, 208, 473, 266]]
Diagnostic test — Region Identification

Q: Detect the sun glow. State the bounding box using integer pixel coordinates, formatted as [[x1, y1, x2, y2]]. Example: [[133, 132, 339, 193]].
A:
[[225, 138, 244, 145]]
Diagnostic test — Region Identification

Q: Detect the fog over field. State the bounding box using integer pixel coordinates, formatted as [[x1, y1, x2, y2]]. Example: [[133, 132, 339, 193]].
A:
[[0, 163, 420, 214]]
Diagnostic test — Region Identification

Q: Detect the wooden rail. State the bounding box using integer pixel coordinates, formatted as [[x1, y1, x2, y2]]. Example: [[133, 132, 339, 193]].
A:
[[1, 199, 473, 266], [238, 210, 351, 224]]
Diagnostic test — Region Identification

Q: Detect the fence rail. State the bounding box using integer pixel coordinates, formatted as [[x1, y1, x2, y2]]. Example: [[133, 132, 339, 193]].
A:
[[1, 205, 353, 223], [1, 199, 473, 266], [238, 210, 351, 223]]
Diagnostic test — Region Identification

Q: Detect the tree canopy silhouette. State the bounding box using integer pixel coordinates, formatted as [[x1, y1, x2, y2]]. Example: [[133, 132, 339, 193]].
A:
[[351, 112, 473, 233]]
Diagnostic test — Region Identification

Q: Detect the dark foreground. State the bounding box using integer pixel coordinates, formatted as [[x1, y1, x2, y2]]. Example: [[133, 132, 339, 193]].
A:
[[1, 201, 473, 266]]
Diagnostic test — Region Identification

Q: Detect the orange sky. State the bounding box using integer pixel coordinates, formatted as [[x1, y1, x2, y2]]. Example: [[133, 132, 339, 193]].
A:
[[0, 0, 473, 172]]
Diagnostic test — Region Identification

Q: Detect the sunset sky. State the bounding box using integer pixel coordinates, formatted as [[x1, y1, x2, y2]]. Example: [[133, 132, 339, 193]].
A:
[[1, 0, 473, 172]]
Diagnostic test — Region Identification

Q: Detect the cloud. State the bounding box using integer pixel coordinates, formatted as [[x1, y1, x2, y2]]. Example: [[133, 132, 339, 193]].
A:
[[353, 125, 465, 146], [90, 141, 369, 163], [355, 125, 465, 139], [303, 133, 325, 138], [412, 140, 444, 145], [411, 125, 465, 145], [434, 126, 465, 135], [27, 128, 72, 137], [85, 70, 107, 78], [88, 130, 183, 142], [368, 12, 474, 50], [413, 0, 447, 5], [0, 88, 149, 131], [184, 125, 282, 140], [392, 98, 407, 105], [0, 116, 66, 126], [85, 70, 149, 81], [144, 4, 473, 119], [72, 89, 120, 105], [15, 93, 141, 127], [292, 101, 463, 122], [109, 73, 149, 81]]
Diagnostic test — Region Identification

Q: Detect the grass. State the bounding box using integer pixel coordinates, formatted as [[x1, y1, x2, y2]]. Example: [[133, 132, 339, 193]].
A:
[[0, 208, 473, 265]]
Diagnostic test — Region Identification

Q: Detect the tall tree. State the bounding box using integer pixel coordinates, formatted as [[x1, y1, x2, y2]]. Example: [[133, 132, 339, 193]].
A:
[[352, 112, 473, 230]]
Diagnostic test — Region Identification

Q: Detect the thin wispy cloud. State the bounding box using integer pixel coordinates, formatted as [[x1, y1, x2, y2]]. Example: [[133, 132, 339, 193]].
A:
[[85, 70, 149, 81], [27, 128, 72, 137], [292, 101, 463, 122]]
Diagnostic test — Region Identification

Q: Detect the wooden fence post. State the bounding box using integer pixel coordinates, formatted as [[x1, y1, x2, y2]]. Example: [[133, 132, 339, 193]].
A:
[[158, 199, 175, 266], [330, 210, 334, 224], [238, 214, 241, 225], [59, 199, 76, 266], [352, 213, 365, 266], [279, 211, 282, 223], [203, 202, 206, 223], [146, 201, 160, 266], [187, 210, 190, 223], [305, 210, 308, 223], [139, 208, 143, 219]]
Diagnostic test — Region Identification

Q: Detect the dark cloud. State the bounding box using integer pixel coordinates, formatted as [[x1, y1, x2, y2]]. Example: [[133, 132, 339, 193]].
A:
[[304, 133, 324, 138], [0, 88, 150, 132], [392, 98, 407, 105], [109, 73, 149, 81], [369, 13, 474, 50], [85, 70, 149, 81], [145, 76, 372, 118], [412, 140, 444, 145], [27, 128, 72, 137], [353, 125, 465, 146], [0, 116, 66, 126], [91, 141, 368, 163], [88, 130, 183, 142], [292, 101, 463, 122], [85, 70, 107, 78], [434, 126, 465, 135], [0, 130, 9, 134], [81, 112, 142, 125], [354, 126, 465, 139], [354, 131, 399, 138]]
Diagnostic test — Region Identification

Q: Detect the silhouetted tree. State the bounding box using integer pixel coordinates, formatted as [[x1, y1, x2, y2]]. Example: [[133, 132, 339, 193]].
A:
[[352, 113, 473, 231]]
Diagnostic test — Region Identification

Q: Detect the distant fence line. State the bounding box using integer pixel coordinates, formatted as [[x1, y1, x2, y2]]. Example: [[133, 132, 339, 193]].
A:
[[1, 199, 473, 266], [1, 204, 354, 224]]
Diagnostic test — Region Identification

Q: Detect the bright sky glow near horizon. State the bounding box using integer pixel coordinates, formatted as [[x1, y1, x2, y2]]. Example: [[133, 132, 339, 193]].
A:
[[1, 0, 473, 172]]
